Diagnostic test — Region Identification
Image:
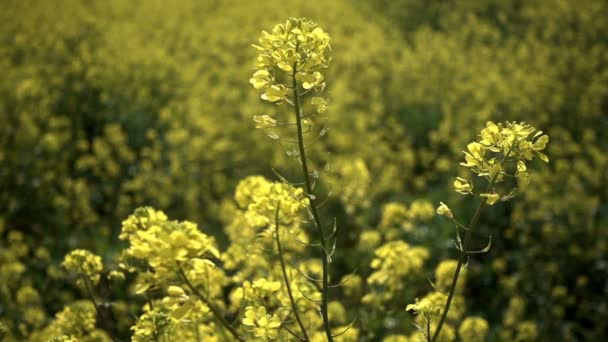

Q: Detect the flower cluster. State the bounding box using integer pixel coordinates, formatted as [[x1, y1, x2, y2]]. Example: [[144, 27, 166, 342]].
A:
[[457, 121, 549, 204], [363, 241, 429, 304], [458, 316, 489, 342], [324, 158, 371, 216], [131, 306, 171, 342], [234, 176, 309, 228], [377, 199, 435, 239], [434, 259, 465, 293], [118, 207, 221, 296], [31, 301, 110, 341], [61, 249, 103, 287], [242, 306, 281, 341], [406, 291, 465, 342], [250, 18, 331, 105], [407, 291, 465, 323]]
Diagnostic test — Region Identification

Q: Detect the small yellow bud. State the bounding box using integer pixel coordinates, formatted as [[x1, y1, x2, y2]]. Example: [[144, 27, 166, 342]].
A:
[[436, 202, 454, 219], [167, 285, 186, 297], [108, 270, 125, 281]]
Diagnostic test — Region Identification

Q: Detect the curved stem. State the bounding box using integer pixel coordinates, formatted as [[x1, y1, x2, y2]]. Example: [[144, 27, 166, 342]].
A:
[[275, 203, 310, 342], [292, 65, 334, 342], [178, 267, 245, 342]]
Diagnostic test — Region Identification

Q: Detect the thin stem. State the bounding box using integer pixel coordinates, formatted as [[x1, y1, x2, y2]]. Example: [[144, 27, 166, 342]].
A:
[[81, 275, 119, 341], [431, 191, 488, 341], [431, 149, 513, 342], [292, 64, 334, 342], [81, 275, 101, 317], [275, 203, 310, 342], [178, 267, 245, 342]]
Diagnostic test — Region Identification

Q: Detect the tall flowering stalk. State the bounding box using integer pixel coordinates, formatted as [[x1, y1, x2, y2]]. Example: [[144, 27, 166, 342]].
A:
[[250, 18, 333, 341], [427, 122, 549, 342]]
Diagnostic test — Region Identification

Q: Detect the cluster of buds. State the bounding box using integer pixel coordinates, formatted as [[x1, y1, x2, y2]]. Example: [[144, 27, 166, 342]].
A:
[[250, 17, 331, 116]]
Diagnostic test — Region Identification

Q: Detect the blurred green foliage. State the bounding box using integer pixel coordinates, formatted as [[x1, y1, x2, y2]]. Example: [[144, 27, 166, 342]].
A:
[[0, 0, 606, 340]]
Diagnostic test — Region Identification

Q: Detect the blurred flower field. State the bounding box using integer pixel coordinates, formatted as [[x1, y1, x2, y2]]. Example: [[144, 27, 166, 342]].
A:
[[0, 0, 607, 341]]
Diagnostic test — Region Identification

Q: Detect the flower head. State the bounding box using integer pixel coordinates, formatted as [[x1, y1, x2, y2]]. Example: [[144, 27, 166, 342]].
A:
[[457, 121, 549, 204], [251, 18, 331, 113], [436, 202, 454, 220], [242, 306, 281, 340], [62, 249, 103, 286], [453, 177, 473, 195]]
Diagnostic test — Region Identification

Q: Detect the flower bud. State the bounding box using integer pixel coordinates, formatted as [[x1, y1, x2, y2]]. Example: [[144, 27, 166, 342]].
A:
[[436, 202, 454, 219]]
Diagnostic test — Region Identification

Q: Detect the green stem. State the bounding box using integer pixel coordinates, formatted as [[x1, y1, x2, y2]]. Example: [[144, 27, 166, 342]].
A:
[[431, 149, 513, 342], [292, 66, 334, 342], [81, 274, 119, 341], [430, 190, 488, 342], [178, 267, 245, 342], [275, 203, 310, 342], [81, 276, 100, 316]]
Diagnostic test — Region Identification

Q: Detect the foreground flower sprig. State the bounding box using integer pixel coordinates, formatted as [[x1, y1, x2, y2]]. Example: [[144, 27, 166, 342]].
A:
[[250, 18, 334, 342], [428, 121, 549, 342], [118, 207, 245, 342]]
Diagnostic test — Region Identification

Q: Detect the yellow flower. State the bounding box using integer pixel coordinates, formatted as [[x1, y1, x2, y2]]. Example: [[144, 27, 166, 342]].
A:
[[167, 285, 186, 297], [62, 249, 103, 286], [457, 121, 549, 203], [436, 202, 453, 219], [131, 307, 171, 342], [119, 207, 221, 290], [261, 84, 288, 103], [297, 71, 325, 89], [480, 192, 501, 205], [311, 96, 328, 114], [249, 70, 274, 89], [458, 316, 489, 342], [253, 115, 277, 128], [242, 306, 281, 340], [251, 17, 331, 109], [365, 242, 429, 304], [461, 142, 486, 169], [453, 177, 473, 195], [252, 278, 281, 293]]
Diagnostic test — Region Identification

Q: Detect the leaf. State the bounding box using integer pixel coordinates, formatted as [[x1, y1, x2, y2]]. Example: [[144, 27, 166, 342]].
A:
[[466, 236, 493, 254], [481, 236, 492, 253]]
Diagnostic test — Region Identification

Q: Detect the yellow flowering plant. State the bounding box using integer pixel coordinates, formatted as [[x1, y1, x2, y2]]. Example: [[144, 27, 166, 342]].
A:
[[250, 17, 335, 342], [7, 2, 600, 340], [37, 18, 550, 342], [412, 121, 549, 342]]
